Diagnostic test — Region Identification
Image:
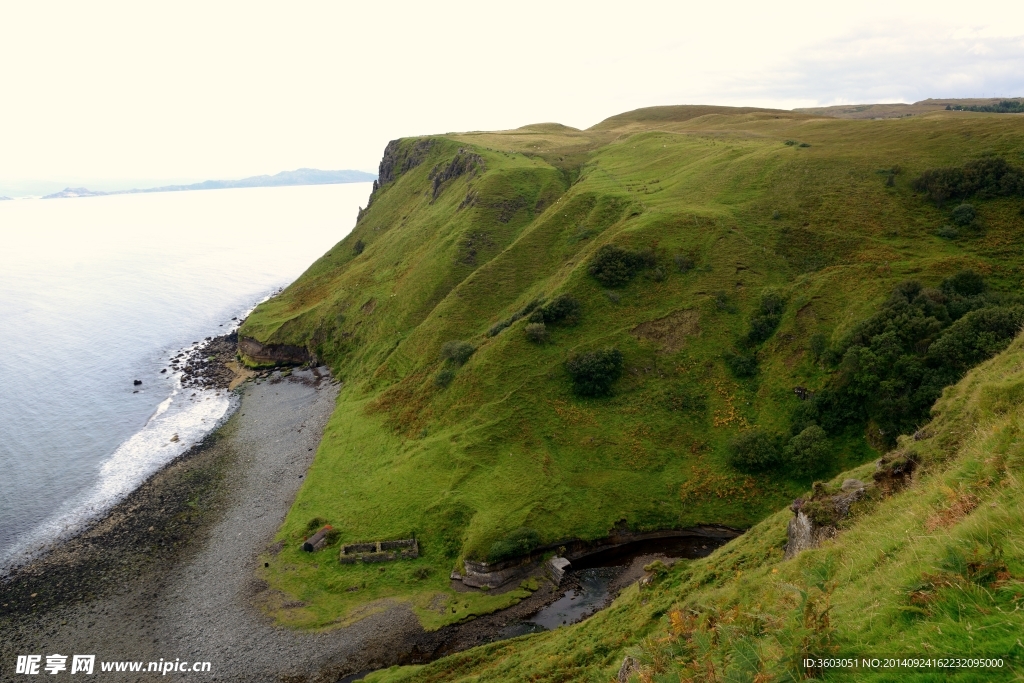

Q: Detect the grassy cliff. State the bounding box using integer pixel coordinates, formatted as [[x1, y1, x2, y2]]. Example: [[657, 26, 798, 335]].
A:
[[366, 324, 1024, 681], [240, 105, 1024, 630]]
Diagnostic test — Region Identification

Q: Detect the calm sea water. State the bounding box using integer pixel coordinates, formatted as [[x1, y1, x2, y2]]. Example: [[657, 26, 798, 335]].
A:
[[0, 183, 369, 571]]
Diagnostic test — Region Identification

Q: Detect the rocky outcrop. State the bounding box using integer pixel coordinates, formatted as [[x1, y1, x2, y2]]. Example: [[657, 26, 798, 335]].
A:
[[237, 336, 310, 367], [785, 479, 867, 559], [429, 149, 484, 200]]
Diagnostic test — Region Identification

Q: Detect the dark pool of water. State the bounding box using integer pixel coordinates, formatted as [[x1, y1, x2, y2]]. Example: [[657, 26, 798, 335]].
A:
[[527, 566, 621, 630]]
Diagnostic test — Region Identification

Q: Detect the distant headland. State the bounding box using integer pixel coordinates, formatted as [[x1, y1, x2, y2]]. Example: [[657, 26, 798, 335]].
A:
[[42, 168, 376, 199]]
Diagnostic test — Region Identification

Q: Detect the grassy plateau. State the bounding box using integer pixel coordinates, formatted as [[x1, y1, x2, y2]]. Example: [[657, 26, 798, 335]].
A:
[[238, 104, 1024, 661]]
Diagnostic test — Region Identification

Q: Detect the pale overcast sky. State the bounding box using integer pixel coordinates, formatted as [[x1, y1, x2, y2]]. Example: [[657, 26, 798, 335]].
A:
[[1, 0, 1022, 186]]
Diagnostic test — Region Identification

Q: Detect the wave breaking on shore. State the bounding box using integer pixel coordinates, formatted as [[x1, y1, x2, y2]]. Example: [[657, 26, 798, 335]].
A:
[[0, 365, 238, 576]]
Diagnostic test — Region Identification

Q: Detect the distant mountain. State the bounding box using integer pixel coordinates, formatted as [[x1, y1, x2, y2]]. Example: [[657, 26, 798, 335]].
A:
[[43, 187, 106, 199], [42, 168, 376, 199], [0, 196, 12, 201]]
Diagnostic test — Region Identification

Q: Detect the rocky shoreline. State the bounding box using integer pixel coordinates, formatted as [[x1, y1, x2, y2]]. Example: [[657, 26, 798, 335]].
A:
[[1, 349, 684, 682]]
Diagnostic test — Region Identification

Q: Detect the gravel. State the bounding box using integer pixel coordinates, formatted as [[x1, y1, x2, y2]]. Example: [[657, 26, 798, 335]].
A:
[[1, 368, 422, 682]]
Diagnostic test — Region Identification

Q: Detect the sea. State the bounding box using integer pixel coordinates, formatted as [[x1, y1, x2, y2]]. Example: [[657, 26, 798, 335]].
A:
[[0, 183, 370, 572]]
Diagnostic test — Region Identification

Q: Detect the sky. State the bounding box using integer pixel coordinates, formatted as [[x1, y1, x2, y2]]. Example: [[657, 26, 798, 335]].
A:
[[1, 0, 1022, 191]]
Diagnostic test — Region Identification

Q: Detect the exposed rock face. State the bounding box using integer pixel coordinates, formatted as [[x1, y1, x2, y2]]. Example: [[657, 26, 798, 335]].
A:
[[873, 449, 919, 494], [429, 149, 484, 200], [617, 656, 641, 683], [237, 336, 310, 367], [360, 139, 438, 221], [785, 479, 867, 559]]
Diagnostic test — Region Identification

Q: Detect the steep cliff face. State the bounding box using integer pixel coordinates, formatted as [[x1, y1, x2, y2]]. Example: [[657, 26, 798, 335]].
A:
[[237, 336, 310, 366], [239, 106, 1024, 632]]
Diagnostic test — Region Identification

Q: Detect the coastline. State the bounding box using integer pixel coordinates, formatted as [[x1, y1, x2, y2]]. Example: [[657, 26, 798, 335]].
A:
[[0, 366, 425, 682], [1, 357, 696, 682]]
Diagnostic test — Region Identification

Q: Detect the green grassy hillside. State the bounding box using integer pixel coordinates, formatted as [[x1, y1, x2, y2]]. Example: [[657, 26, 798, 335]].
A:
[[240, 106, 1024, 630], [365, 324, 1024, 682]]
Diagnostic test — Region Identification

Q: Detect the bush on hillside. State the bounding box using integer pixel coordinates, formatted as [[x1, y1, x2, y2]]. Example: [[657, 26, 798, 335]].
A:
[[912, 156, 1024, 205], [353, 239, 365, 255], [539, 294, 581, 325], [784, 425, 831, 477], [487, 527, 541, 563], [800, 271, 1024, 446], [434, 365, 456, 387], [524, 322, 548, 343], [441, 340, 476, 365], [951, 203, 977, 226], [936, 225, 959, 239], [746, 290, 786, 344], [565, 347, 624, 396], [941, 269, 986, 297], [588, 244, 653, 287], [724, 351, 758, 378], [928, 306, 1024, 373], [487, 298, 545, 337], [728, 429, 783, 473]]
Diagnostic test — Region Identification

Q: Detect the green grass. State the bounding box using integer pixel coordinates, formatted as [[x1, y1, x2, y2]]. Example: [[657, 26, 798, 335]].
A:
[[365, 331, 1024, 682], [240, 106, 1024, 630]]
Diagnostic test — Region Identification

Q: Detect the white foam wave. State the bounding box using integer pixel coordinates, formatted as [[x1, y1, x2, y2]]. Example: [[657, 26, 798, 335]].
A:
[[0, 385, 237, 573]]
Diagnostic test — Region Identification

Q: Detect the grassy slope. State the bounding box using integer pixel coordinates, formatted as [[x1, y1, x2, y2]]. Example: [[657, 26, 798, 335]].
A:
[[240, 107, 1024, 630], [366, 328, 1024, 682]]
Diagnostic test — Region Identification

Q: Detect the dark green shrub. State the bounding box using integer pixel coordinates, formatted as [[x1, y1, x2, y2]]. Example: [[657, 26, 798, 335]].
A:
[[941, 269, 986, 297], [565, 347, 624, 396], [936, 225, 959, 239], [912, 156, 1024, 205], [434, 365, 456, 387], [488, 527, 541, 563], [353, 239, 365, 255], [486, 321, 508, 337], [487, 299, 545, 337], [784, 425, 831, 477], [746, 290, 786, 344], [724, 351, 758, 377], [524, 322, 548, 343], [441, 340, 475, 365], [951, 203, 976, 226], [588, 244, 651, 287], [928, 306, 1024, 373], [728, 429, 783, 472], [807, 271, 1024, 446], [540, 294, 581, 325]]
